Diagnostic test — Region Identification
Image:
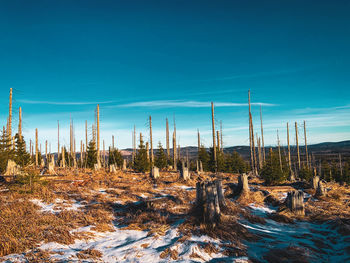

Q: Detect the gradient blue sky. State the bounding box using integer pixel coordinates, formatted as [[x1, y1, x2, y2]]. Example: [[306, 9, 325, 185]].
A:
[[0, 0, 349, 151]]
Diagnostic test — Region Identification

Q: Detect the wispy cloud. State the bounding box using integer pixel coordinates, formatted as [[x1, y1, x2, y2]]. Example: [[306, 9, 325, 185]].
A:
[[18, 99, 115, 105], [112, 100, 277, 108]]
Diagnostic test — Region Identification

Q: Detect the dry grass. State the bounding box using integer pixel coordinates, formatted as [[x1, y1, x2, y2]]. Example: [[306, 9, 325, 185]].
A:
[[76, 248, 103, 260]]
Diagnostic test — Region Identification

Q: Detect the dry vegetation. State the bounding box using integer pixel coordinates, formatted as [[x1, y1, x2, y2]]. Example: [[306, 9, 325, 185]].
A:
[[1, 168, 350, 261]]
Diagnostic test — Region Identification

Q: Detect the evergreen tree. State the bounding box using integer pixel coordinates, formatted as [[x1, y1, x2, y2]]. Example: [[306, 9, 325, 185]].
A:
[[86, 140, 97, 168], [155, 142, 167, 170], [0, 129, 15, 173], [261, 150, 288, 185], [298, 165, 313, 181], [108, 147, 123, 167], [134, 136, 150, 173], [226, 151, 249, 174], [321, 160, 331, 181], [14, 133, 31, 167], [198, 145, 210, 171]]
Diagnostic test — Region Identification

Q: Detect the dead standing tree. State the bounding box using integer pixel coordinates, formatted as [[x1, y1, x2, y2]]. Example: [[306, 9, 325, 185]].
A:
[[211, 102, 217, 172]]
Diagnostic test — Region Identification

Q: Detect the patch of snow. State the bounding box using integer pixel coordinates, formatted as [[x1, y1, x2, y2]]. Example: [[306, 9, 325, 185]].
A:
[[30, 198, 83, 213]]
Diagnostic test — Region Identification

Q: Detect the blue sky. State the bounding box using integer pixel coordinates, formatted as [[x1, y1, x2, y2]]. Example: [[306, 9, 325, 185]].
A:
[[0, 0, 349, 152]]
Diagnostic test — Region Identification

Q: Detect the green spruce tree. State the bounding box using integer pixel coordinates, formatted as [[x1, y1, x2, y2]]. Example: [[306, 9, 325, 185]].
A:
[[14, 133, 31, 167], [261, 150, 288, 185], [134, 135, 150, 173], [86, 140, 97, 168], [155, 142, 167, 170], [108, 147, 123, 167]]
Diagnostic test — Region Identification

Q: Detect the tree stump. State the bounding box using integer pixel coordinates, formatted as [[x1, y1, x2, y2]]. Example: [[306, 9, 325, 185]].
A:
[[181, 167, 190, 180], [122, 159, 127, 171], [109, 164, 117, 173], [315, 180, 325, 197], [236, 173, 249, 195], [151, 166, 160, 179], [289, 170, 295, 182], [312, 176, 319, 190], [196, 180, 226, 227], [285, 190, 304, 216], [4, 159, 20, 176], [48, 156, 56, 174]]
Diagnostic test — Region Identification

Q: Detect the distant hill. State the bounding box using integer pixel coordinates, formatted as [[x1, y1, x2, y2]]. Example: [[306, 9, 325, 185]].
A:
[[121, 140, 350, 161]]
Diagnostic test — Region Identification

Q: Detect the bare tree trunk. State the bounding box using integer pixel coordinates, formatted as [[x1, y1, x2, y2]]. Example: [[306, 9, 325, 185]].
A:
[[97, 104, 100, 163], [133, 125, 136, 164], [339, 154, 343, 178], [173, 131, 177, 171], [304, 120, 309, 169], [220, 120, 223, 151], [149, 116, 154, 166], [295, 122, 301, 170], [18, 107, 22, 141], [257, 136, 262, 169], [197, 129, 200, 157], [287, 122, 291, 171], [250, 113, 257, 175], [45, 140, 48, 164], [112, 135, 114, 150], [35, 128, 38, 167], [166, 118, 170, 157], [8, 88, 12, 143], [216, 130, 220, 152], [260, 105, 265, 162], [248, 91, 254, 175], [57, 121, 60, 157], [211, 102, 217, 171], [277, 130, 282, 171]]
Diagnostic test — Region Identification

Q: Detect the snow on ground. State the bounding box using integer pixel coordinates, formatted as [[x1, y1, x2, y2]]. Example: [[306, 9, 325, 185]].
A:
[[30, 198, 83, 213], [1, 220, 245, 263], [242, 203, 350, 262]]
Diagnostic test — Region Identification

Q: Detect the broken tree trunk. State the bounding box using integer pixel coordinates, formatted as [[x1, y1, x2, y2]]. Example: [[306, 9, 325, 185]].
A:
[[211, 102, 217, 171], [180, 164, 190, 180], [236, 173, 249, 196], [315, 180, 325, 197], [285, 190, 304, 216], [312, 176, 320, 190], [196, 180, 225, 227], [4, 159, 20, 176], [151, 166, 160, 179]]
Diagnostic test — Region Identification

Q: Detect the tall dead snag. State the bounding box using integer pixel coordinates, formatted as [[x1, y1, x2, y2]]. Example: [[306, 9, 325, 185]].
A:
[[61, 147, 65, 168], [295, 122, 301, 170], [287, 123, 292, 172], [35, 128, 38, 167], [220, 120, 223, 152], [8, 88, 12, 143], [285, 190, 304, 216], [250, 113, 257, 175], [197, 129, 200, 156], [18, 107, 22, 141], [257, 136, 262, 169], [96, 104, 100, 165], [149, 116, 154, 166], [339, 154, 343, 178], [304, 120, 309, 169], [166, 118, 170, 158], [196, 180, 226, 227], [260, 105, 265, 162], [45, 140, 48, 164], [211, 102, 217, 171], [85, 120, 88, 155], [248, 91, 255, 175], [133, 125, 136, 164], [277, 130, 282, 172], [146, 142, 150, 160], [57, 121, 60, 157], [216, 130, 220, 152]]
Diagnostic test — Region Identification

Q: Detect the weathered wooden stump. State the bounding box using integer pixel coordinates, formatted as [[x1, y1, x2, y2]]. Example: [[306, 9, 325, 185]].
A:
[[181, 167, 190, 180], [236, 173, 249, 195], [196, 179, 226, 227], [289, 170, 295, 182], [196, 160, 203, 175], [285, 190, 304, 216], [122, 159, 127, 171], [151, 166, 160, 179], [109, 164, 117, 173], [312, 176, 319, 190], [315, 180, 325, 197], [4, 159, 20, 176], [48, 156, 56, 174]]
